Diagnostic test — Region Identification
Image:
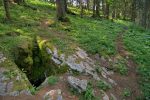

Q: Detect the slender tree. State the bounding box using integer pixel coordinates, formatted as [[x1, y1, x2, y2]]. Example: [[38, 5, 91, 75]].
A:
[[80, 0, 84, 18], [105, 1, 109, 19], [102, 0, 106, 17], [64, 0, 68, 12], [56, 0, 66, 21], [3, 0, 11, 20], [96, 0, 100, 17], [136, 0, 150, 29], [93, 0, 96, 17], [93, 0, 100, 17], [87, 0, 89, 10], [131, 0, 136, 21]]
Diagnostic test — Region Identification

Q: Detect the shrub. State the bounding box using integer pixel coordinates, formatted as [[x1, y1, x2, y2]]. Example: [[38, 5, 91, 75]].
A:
[[112, 58, 128, 75], [122, 88, 131, 97], [29, 86, 36, 95], [47, 76, 58, 85], [83, 85, 95, 100], [97, 80, 111, 91]]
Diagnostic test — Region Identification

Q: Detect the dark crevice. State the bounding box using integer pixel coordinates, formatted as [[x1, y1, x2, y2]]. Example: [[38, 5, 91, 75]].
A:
[[14, 36, 46, 87], [14, 36, 68, 87]]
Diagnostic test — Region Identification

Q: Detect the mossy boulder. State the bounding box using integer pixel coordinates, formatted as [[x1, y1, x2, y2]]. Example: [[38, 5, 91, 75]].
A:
[[0, 52, 31, 96]]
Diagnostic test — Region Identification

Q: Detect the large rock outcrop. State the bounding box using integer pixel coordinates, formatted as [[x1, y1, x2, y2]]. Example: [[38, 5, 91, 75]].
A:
[[46, 47, 100, 80], [0, 52, 31, 96], [67, 76, 87, 93]]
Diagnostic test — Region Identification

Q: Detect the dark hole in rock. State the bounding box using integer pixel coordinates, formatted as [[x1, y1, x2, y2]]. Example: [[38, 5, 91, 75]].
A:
[[30, 76, 46, 87], [14, 36, 48, 87], [14, 36, 68, 87]]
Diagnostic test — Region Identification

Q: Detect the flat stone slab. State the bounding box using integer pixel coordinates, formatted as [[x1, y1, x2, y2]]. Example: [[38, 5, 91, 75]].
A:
[[67, 76, 87, 93]]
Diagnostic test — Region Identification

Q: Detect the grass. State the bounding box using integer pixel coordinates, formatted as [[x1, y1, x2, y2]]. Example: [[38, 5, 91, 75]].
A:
[[47, 76, 59, 85], [122, 88, 131, 97], [0, 0, 150, 99], [97, 80, 111, 91], [83, 85, 95, 100], [121, 22, 150, 99], [29, 86, 37, 95], [68, 16, 124, 57], [112, 57, 128, 75]]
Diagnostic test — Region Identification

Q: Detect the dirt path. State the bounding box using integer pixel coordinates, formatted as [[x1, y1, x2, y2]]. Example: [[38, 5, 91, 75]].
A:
[[99, 28, 141, 100], [0, 20, 141, 100]]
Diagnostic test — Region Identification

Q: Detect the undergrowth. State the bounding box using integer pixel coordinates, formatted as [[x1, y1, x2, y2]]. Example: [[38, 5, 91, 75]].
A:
[[123, 23, 150, 99]]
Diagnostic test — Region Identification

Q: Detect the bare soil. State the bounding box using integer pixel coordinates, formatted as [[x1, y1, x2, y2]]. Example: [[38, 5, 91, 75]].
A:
[[99, 30, 141, 100]]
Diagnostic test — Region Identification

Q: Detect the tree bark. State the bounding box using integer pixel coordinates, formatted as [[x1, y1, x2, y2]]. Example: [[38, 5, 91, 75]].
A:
[[80, 0, 83, 18], [131, 0, 136, 21], [105, 1, 109, 19], [3, 0, 11, 20], [141, 0, 148, 28], [93, 0, 96, 17], [64, 0, 68, 12], [102, 0, 105, 17], [112, 9, 116, 20], [87, 0, 89, 10], [56, 0, 66, 21], [96, 0, 100, 17], [123, 0, 127, 20]]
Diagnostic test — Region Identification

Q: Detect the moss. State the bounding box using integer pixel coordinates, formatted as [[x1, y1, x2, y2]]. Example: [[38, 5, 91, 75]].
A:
[[0, 57, 31, 91], [24, 56, 33, 67], [57, 64, 69, 74], [47, 76, 59, 85]]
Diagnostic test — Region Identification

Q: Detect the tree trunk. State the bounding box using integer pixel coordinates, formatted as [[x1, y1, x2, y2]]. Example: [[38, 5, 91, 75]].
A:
[[112, 9, 116, 20], [3, 0, 11, 20], [105, 1, 109, 19], [87, 0, 89, 10], [136, 0, 150, 29], [96, 0, 100, 17], [141, 0, 148, 28], [56, 0, 66, 21], [131, 0, 136, 21], [102, 0, 105, 17], [123, 0, 127, 20], [92, 0, 96, 17], [80, 0, 83, 18], [64, 0, 68, 12]]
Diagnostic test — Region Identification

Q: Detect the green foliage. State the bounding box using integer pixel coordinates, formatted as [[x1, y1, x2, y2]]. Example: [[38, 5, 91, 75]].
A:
[[47, 76, 58, 85], [97, 80, 111, 91], [122, 88, 131, 97], [69, 16, 124, 56], [3, 70, 17, 79], [29, 86, 36, 95], [83, 85, 95, 100], [24, 56, 33, 66], [112, 58, 128, 75], [69, 87, 79, 95], [0, 0, 149, 99], [124, 24, 150, 98], [95, 66, 102, 73], [80, 84, 95, 100], [57, 64, 69, 74]]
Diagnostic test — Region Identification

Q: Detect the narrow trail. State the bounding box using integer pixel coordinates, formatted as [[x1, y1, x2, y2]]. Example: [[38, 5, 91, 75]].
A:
[[107, 28, 141, 99], [0, 20, 141, 100]]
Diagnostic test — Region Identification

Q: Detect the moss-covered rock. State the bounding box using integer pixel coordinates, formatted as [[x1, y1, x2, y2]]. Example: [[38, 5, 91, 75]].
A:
[[0, 52, 31, 96]]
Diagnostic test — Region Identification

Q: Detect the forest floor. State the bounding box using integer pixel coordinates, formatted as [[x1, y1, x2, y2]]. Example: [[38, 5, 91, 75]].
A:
[[0, 20, 141, 100], [0, 0, 150, 100]]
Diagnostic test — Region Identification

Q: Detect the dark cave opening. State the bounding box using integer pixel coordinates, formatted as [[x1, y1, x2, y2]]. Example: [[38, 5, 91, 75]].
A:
[[14, 36, 48, 87]]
